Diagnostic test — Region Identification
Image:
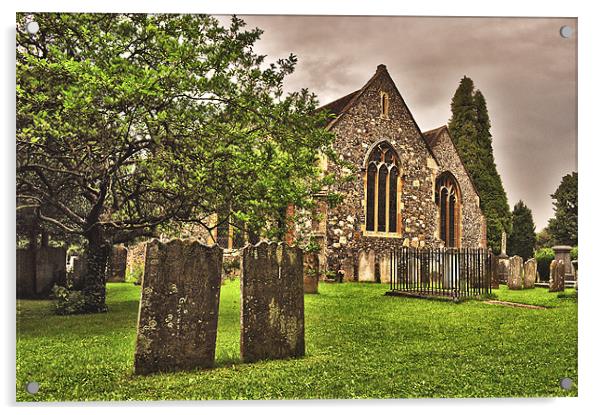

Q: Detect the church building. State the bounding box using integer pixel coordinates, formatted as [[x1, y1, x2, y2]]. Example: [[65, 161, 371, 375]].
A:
[[314, 64, 487, 282]]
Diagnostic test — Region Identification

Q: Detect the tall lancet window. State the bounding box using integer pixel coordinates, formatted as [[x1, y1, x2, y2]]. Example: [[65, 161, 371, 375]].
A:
[[435, 172, 462, 247], [364, 141, 401, 235]]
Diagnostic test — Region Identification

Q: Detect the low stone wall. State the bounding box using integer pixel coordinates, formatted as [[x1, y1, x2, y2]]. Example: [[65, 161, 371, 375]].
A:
[[134, 239, 223, 375], [240, 242, 305, 363]]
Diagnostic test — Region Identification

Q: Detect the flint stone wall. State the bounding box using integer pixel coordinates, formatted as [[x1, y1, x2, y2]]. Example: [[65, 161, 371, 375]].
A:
[[322, 66, 486, 275], [549, 259, 565, 292], [508, 255, 524, 290], [106, 245, 128, 282], [134, 239, 223, 375], [241, 242, 305, 363], [523, 258, 537, 289], [17, 246, 67, 298]]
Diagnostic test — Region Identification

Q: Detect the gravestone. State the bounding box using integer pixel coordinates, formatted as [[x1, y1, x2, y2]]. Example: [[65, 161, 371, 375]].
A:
[[553, 246, 575, 281], [549, 259, 565, 292], [340, 256, 356, 282], [241, 242, 305, 363], [358, 249, 376, 282], [17, 246, 67, 298], [303, 251, 319, 294], [69, 255, 87, 289], [134, 239, 223, 375], [490, 255, 500, 289], [496, 257, 510, 285], [107, 245, 128, 282], [379, 252, 391, 284], [507, 255, 524, 290], [523, 258, 537, 289]]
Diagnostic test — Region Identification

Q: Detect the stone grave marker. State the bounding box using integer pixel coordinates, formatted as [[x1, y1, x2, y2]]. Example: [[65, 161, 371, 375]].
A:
[[507, 255, 524, 290], [134, 239, 222, 375], [549, 259, 565, 292], [358, 249, 375, 282], [523, 258, 537, 289], [241, 242, 305, 363]]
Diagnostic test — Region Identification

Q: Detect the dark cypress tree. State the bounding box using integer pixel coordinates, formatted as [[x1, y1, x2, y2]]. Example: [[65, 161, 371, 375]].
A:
[[448, 77, 512, 253], [548, 172, 578, 246], [508, 200, 536, 260]]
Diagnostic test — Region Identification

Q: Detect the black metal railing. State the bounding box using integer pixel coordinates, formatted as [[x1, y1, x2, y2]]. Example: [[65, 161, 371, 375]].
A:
[[389, 247, 492, 299]]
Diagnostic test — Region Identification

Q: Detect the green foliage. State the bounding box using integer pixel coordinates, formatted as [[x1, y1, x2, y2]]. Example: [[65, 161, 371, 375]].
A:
[[50, 285, 87, 315], [17, 13, 338, 311], [17, 282, 576, 400], [548, 172, 578, 246], [508, 200, 536, 260], [535, 247, 555, 281], [125, 262, 144, 285], [570, 246, 578, 261], [448, 77, 511, 253], [535, 227, 553, 250]]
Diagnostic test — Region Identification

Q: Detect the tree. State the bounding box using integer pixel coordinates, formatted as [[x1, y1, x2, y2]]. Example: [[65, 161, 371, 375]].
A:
[[535, 227, 553, 250], [508, 200, 536, 260], [448, 77, 511, 253], [17, 13, 336, 313], [548, 172, 578, 246]]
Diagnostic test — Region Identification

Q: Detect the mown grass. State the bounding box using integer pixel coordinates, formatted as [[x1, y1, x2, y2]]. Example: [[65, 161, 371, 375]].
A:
[[16, 281, 577, 401]]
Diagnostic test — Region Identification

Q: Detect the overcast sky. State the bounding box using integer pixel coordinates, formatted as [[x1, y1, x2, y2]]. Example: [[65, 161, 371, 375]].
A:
[[236, 15, 577, 231]]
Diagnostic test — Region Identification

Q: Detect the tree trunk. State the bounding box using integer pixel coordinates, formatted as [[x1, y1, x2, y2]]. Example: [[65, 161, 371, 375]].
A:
[[81, 226, 110, 313]]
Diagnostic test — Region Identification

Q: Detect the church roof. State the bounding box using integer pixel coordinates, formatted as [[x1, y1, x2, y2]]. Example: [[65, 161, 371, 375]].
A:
[[317, 64, 438, 161]]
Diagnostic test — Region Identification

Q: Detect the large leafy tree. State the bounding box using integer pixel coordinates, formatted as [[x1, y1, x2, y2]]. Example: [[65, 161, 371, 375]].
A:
[[17, 13, 335, 313], [448, 76, 511, 253], [548, 172, 578, 246], [508, 200, 536, 260]]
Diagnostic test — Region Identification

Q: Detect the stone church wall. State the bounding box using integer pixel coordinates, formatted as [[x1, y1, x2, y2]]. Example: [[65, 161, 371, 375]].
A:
[[324, 67, 440, 279]]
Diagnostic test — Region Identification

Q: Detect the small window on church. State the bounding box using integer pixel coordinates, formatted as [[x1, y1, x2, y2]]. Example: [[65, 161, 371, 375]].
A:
[[364, 141, 401, 236], [380, 91, 389, 118]]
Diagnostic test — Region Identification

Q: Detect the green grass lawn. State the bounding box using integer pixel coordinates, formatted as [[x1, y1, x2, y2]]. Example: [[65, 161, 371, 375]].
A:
[[16, 281, 577, 401]]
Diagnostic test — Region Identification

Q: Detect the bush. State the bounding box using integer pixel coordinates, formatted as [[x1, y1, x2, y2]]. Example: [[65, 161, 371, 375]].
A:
[[535, 247, 555, 281], [50, 285, 87, 315], [126, 262, 144, 285], [570, 246, 578, 261]]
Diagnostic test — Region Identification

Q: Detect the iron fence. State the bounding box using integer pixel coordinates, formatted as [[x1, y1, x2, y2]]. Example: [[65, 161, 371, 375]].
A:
[[389, 247, 493, 299]]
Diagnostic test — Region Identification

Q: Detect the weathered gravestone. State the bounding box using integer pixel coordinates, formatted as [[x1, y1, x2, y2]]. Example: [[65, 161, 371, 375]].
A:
[[379, 252, 391, 284], [490, 255, 500, 289], [241, 242, 305, 363], [496, 257, 510, 285], [134, 239, 222, 375], [523, 258, 537, 289], [340, 255, 356, 282], [107, 245, 128, 282], [303, 251, 319, 294], [549, 259, 565, 292], [358, 249, 375, 282], [508, 255, 524, 290]]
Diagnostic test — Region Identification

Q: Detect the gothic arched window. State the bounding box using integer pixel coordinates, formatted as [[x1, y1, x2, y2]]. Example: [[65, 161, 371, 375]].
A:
[[364, 141, 401, 234], [435, 172, 461, 247]]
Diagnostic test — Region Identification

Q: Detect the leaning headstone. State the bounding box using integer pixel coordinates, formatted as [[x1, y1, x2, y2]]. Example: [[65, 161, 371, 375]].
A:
[[241, 242, 305, 363], [523, 258, 537, 289], [303, 251, 319, 294], [549, 259, 565, 292], [507, 255, 524, 290], [358, 249, 375, 282], [134, 239, 223, 375], [107, 245, 128, 282]]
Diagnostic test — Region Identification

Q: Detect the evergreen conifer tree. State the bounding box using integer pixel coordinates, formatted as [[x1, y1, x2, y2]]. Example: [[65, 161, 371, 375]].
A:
[[508, 200, 536, 260]]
